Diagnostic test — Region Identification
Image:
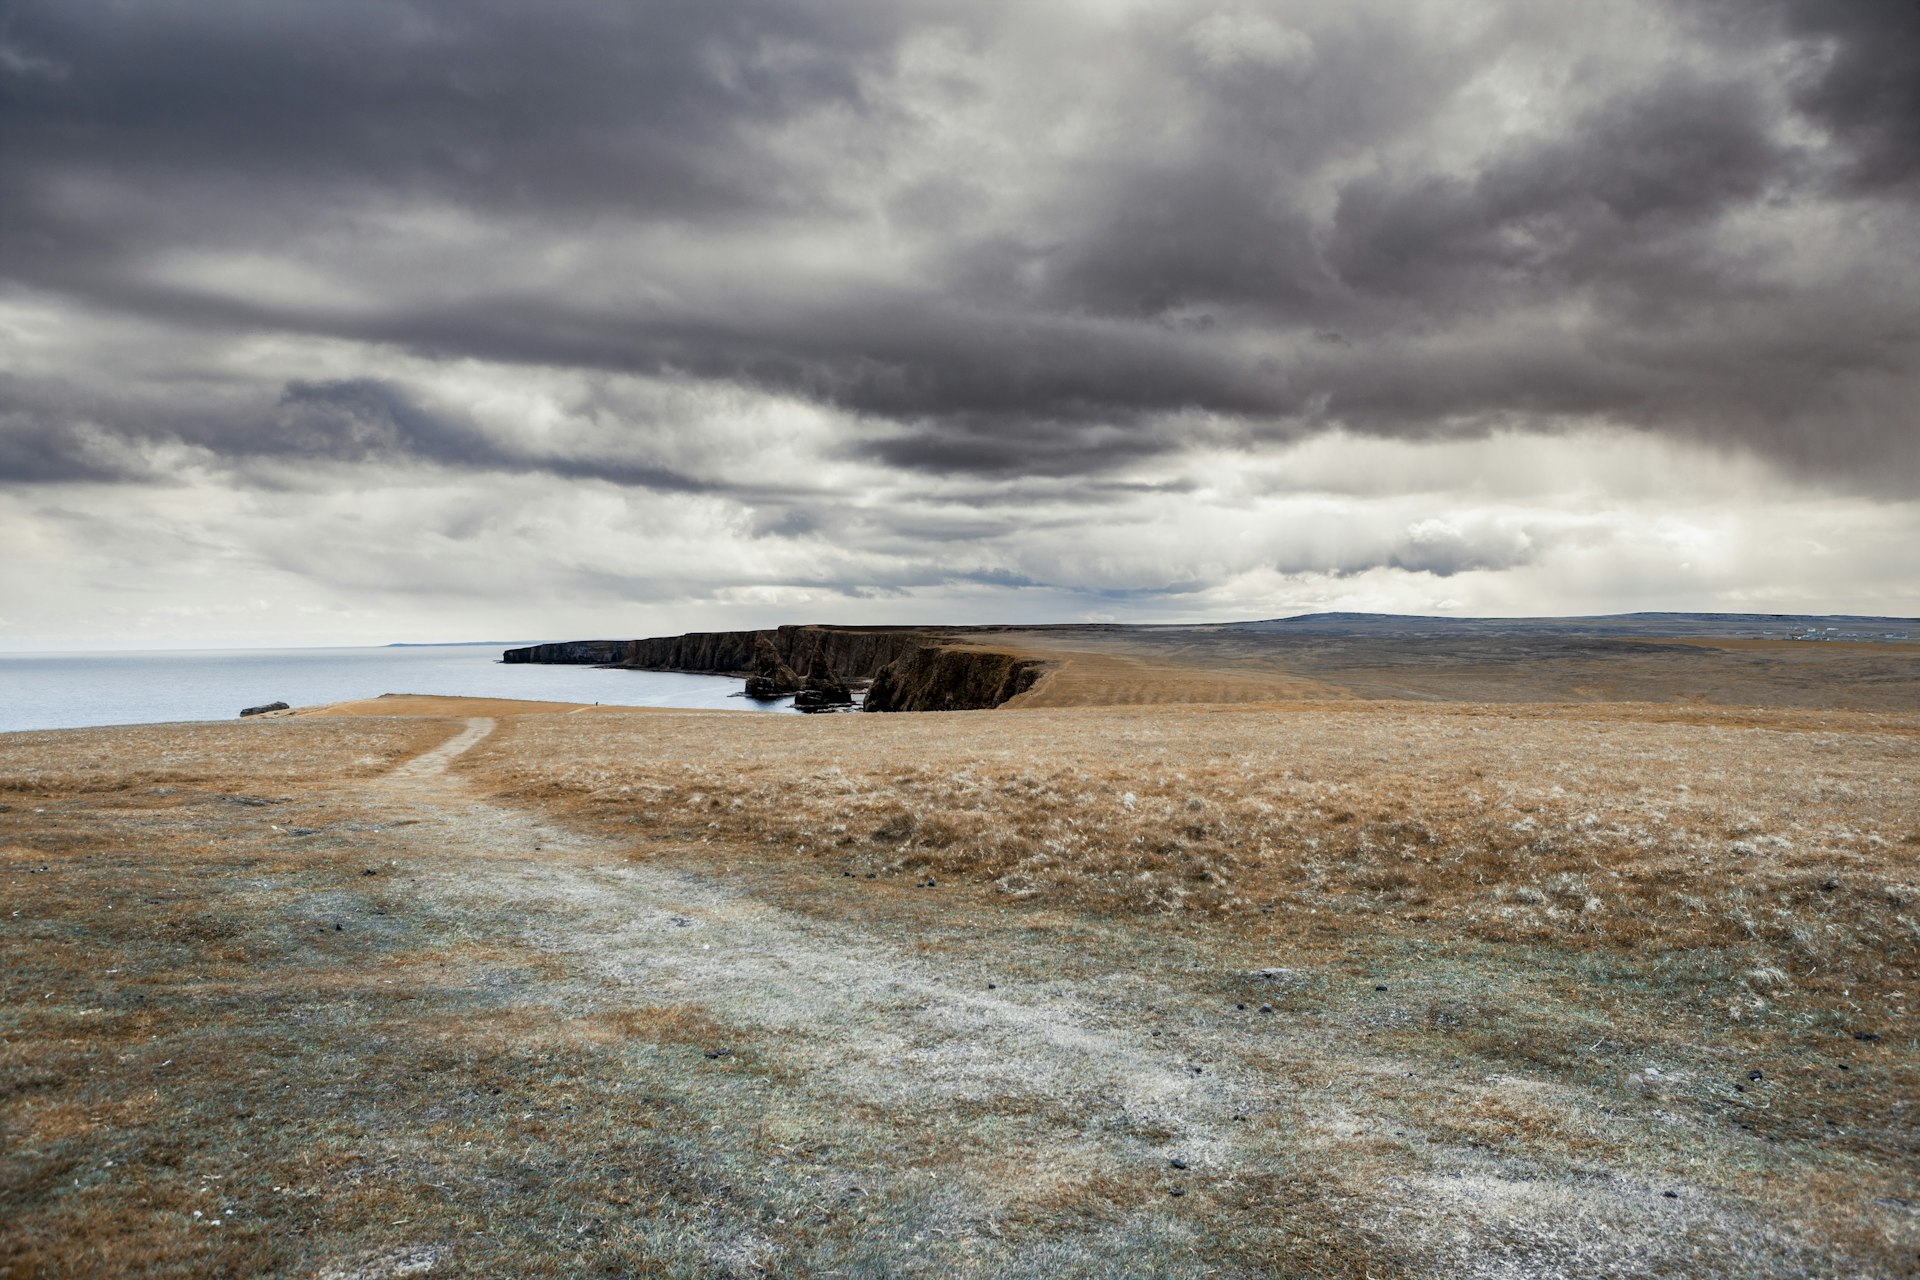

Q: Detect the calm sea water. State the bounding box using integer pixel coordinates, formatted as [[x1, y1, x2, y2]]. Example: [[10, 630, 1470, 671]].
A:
[[0, 645, 797, 734]]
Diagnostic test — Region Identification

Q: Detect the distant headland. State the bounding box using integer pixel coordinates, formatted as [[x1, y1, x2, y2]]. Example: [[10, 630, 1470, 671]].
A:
[[505, 612, 1919, 714]]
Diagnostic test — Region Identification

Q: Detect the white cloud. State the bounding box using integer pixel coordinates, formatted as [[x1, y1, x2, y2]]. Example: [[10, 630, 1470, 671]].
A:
[[1186, 11, 1315, 74]]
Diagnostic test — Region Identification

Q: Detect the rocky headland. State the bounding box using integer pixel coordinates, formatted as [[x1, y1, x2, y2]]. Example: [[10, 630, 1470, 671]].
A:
[[503, 625, 1047, 712]]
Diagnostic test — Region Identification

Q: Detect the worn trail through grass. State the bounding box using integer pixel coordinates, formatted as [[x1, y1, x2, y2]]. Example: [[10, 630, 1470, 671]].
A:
[[373, 719, 1274, 1266], [348, 718, 1901, 1277], [4, 709, 1911, 1278]]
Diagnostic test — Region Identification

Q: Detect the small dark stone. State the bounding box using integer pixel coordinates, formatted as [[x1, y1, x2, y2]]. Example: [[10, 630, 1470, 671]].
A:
[[1236, 1003, 1246, 1011], [703, 1048, 731, 1060], [363, 868, 377, 876], [1168, 1187, 1185, 1197], [1170, 1158, 1187, 1170], [1748, 1070, 1763, 1082], [1820, 879, 1839, 890], [333, 923, 342, 931], [1663, 1191, 1679, 1199], [843, 872, 852, 877], [1151, 1030, 1161, 1037], [926, 878, 936, 886], [865, 873, 876, 880], [987, 983, 996, 989], [1734, 1084, 1744, 1092], [1853, 1031, 1880, 1041], [1260, 1004, 1273, 1014], [1233, 1114, 1247, 1122], [1374, 984, 1388, 992], [1838, 1064, 1850, 1071]]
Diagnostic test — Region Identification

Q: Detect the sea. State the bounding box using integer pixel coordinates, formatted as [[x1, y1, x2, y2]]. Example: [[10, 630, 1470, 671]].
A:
[[0, 644, 798, 734]]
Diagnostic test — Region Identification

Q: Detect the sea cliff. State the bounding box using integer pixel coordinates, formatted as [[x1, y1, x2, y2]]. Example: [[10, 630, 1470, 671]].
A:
[[860, 645, 1043, 712], [502, 625, 1043, 712], [500, 640, 631, 665]]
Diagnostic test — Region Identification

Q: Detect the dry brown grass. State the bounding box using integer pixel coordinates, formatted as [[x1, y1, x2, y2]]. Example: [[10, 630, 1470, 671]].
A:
[[457, 698, 1920, 1271], [0, 717, 447, 796], [467, 700, 1920, 981], [976, 625, 1920, 710], [985, 640, 1352, 707], [5, 698, 1917, 1277]]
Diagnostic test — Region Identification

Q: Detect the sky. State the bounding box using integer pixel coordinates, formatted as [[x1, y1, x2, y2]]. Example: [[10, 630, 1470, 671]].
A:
[[1, 0, 1916, 649]]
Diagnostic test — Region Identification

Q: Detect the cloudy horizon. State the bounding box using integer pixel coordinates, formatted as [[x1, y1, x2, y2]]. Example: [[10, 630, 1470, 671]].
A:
[[3, 0, 1917, 649]]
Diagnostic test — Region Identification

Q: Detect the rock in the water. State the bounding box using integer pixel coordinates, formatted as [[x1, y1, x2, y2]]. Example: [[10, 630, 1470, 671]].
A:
[[240, 701, 290, 717], [793, 658, 854, 712], [743, 634, 802, 698]]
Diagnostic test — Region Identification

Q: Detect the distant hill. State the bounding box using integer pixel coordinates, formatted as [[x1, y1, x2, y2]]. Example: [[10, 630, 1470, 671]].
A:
[[1223, 612, 1916, 641], [385, 641, 532, 648]]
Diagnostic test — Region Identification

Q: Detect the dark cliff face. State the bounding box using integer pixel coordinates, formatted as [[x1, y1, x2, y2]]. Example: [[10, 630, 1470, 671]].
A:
[[772, 626, 924, 680], [618, 626, 925, 678], [502, 626, 1046, 712], [861, 646, 1043, 713], [623, 630, 765, 674], [501, 640, 632, 665]]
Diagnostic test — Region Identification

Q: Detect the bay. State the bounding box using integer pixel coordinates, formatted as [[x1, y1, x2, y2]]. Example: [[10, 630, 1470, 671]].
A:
[[0, 644, 794, 734]]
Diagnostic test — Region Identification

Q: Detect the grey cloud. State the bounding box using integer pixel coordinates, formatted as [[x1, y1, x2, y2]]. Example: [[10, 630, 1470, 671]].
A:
[[0, 370, 731, 493], [1385, 521, 1538, 578], [0, 0, 911, 221], [1327, 74, 1785, 303], [0, 0, 1915, 500], [1776, 0, 1920, 190], [271, 379, 750, 493], [0, 388, 139, 483]]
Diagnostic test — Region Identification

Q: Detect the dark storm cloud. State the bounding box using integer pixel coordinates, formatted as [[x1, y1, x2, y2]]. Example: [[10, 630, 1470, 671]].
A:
[[1775, 0, 1920, 190], [0, 0, 1916, 494], [0, 371, 733, 493], [0, 411, 135, 484], [1325, 75, 1784, 301], [0, 0, 907, 220], [271, 379, 722, 493]]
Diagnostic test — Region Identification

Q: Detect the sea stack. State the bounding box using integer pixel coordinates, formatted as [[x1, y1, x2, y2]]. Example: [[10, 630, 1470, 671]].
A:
[[743, 633, 803, 699], [793, 661, 854, 712]]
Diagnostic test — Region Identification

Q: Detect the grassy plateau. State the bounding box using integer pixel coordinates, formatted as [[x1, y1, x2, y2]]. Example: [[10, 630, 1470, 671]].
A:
[[2, 641, 1917, 1277]]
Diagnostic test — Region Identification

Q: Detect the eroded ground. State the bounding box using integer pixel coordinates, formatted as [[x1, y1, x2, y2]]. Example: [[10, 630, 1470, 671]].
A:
[[3, 700, 1917, 1278]]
